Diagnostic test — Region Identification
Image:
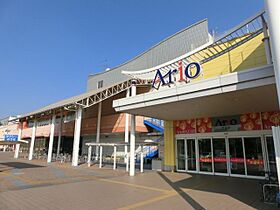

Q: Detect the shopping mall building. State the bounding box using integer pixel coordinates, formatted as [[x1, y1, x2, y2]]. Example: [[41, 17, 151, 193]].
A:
[[7, 1, 280, 179]]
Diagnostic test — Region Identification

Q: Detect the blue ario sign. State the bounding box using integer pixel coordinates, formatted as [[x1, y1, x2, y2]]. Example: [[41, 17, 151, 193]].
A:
[[4, 135, 18, 141], [152, 61, 202, 89]]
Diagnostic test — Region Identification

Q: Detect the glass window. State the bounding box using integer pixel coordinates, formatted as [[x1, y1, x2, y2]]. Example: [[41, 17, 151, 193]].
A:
[[177, 139, 185, 171], [97, 80, 103, 89], [187, 139, 196, 171], [198, 138, 213, 172], [244, 137, 264, 176], [229, 138, 245, 175]]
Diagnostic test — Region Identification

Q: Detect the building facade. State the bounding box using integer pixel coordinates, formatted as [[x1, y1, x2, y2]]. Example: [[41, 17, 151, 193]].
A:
[[113, 8, 280, 179], [11, 2, 280, 179]]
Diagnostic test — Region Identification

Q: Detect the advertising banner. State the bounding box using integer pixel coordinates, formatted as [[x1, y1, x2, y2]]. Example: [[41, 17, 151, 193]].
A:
[[196, 117, 212, 133], [262, 112, 280, 129], [174, 111, 280, 134], [175, 119, 196, 134], [240, 113, 262, 131]]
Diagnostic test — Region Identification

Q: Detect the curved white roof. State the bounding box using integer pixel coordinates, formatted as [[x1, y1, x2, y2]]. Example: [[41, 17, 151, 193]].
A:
[[122, 10, 266, 81]]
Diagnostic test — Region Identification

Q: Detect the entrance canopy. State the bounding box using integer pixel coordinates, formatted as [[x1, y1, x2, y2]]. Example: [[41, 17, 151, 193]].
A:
[[113, 65, 278, 120]]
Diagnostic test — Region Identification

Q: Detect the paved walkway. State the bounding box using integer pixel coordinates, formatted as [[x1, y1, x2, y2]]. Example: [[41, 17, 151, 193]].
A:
[[0, 152, 278, 210]]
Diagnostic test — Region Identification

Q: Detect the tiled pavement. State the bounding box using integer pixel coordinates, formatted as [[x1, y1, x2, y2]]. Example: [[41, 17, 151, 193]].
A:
[[0, 152, 278, 210]]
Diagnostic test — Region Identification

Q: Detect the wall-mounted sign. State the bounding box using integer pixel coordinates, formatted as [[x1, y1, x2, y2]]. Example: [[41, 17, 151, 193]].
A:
[[152, 61, 202, 89], [212, 116, 240, 132], [4, 135, 18, 141]]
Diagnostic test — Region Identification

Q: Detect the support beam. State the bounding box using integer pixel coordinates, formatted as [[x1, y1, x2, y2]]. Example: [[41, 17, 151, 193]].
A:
[[87, 145, 92, 167], [124, 89, 130, 164], [95, 102, 102, 160], [113, 146, 117, 170], [14, 122, 21, 158], [72, 107, 82, 166], [47, 115, 56, 163], [28, 120, 37, 160], [265, 0, 280, 108], [129, 82, 137, 176], [57, 114, 63, 156]]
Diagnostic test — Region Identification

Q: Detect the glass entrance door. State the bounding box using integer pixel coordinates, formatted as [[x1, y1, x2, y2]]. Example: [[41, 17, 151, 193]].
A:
[[213, 138, 228, 174], [244, 137, 265, 176], [229, 137, 246, 175], [176, 139, 186, 171], [198, 138, 213, 173], [265, 136, 277, 175], [186, 139, 196, 171]]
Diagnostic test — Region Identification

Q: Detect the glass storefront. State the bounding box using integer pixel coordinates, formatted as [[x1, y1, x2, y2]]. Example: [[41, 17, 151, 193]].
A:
[[176, 134, 276, 178]]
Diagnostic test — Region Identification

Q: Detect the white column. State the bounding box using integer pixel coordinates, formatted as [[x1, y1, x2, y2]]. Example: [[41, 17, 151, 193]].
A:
[[113, 146, 117, 170], [140, 145, 144, 173], [95, 102, 102, 160], [124, 89, 130, 164], [129, 81, 137, 176], [99, 145, 103, 168], [14, 124, 22, 158], [72, 107, 82, 166], [47, 115, 56, 163], [87, 145, 92, 167], [28, 120, 37, 160], [126, 153, 129, 172], [3, 146, 6, 152], [265, 0, 280, 107], [57, 115, 63, 156], [15, 122, 22, 158], [272, 126, 280, 190]]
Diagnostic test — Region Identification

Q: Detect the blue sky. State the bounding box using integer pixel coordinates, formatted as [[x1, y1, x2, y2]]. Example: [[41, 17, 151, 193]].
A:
[[0, 0, 264, 118]]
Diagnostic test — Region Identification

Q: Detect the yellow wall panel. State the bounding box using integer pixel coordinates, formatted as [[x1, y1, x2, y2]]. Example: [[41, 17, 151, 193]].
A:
[[190, 33, 267, 82], [164, 120, 175, 168]]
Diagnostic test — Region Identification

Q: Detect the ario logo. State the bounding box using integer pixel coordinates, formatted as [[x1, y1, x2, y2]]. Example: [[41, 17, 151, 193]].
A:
[[152, 61, 202, 89]]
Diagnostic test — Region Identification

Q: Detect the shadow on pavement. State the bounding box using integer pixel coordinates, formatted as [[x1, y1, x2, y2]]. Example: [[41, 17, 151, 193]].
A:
[[0, 162, 45, 171], [158, 172, 206, 210], [158, 172, 277, 210]]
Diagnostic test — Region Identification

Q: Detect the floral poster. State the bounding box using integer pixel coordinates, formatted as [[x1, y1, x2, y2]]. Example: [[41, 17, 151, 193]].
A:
[[175, 119, 196, 134], [240, 112, 262, 131], [196, 117, 212, 133], [262, 111, 280, 129]]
